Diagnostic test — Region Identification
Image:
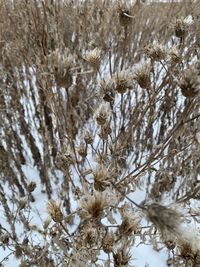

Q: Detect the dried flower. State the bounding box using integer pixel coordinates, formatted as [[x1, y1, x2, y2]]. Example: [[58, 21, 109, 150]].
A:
[[102, 231, 115, 253], [113, 248, 131, 267], [84, 130, 93, 144], [119, 204, 141, 236], [77, 144, 87, 158], [144, 42, 167, 61], [145, 203, 182, 235], [47, 200, 63, 223], [171, 17, 191, 38], [179, 68, 200, 98], [93, 165, 112, 191], [48, 48, 73, 88], [95, 103, 110, 125], [169, 48, 182, 64], [99, 124, 112, 140], [113, 70, 133, 94], [85, 48, 101, 69], [27, 181, 36, 193], [134, 63, 151, 89], [1, 233, 9, 245], [80, 190, 115, 220]]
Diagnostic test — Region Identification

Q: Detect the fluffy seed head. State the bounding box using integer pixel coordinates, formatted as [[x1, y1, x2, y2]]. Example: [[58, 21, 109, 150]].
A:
[[134, 63, 151, 89], [145, 203, 182, 235], [144, 42, 167, 61], [171, 17, 190, 38], [102, 231, 115, 254], [179, 68, 200, 98], [85, 48, 101, 69], [47, 200, 63, 223]]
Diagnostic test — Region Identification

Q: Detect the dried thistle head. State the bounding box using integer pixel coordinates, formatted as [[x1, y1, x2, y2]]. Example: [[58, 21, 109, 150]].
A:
[[85, 48, 101, 70], [169, 48, 182, 64], [83, 226, 98, 247], [113, 70, 133, 94], [77, 144, 87, 158], [102, 231, 116, 254], [178, 241, 200, 264], [79, 191, 108, 220], [171, 17, 191, 38], [113, 247, 131, 267], [27, 181, 36, 193], [119, 204, 141, 237], [95, 103, 110, 125], [93, 165, 113, 192], [47, 200, 63, 223], [134, 63, 151, 89], [144, 42, 167, 61], [179, 68, 200, 98], [79, 190, 116, 221], [48, 48, 73, 88], [145, 203, 182, 236], [84, 130, 94, 145], [99, 123, 112, 140]]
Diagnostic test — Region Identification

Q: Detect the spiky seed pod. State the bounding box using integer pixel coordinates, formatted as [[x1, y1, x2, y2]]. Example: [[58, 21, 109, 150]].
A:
[[77, 145, 87, 158], [114, 71, 133, 94], [119, 217, 135, 236], [1, 233, 9, 245], [172, 18, 190, 38], [134, 63, 151, 89], [178, 242, 198, 262], [47, 200, 63, 223], [15, 245, 23, 258], [99, 124, 112, 140], [145, 203, 182, 235], [48, 48, 73, 88], [19, 198, 26, 210], [169, 48, 182, 64], [84, 228, 97, 247], [179, 68, 200, 98], [93, 166, 112, 192], [27, 181, 36, 193], [164, 240, 176, 250], [85, 48, 101, 70], [95, 109, 107, 125], [113, 248, 131, 267], [144, 42, 167, 61], [84, 131, 93, 144], [79, 190, 116, 221], [102, 231, 115, 254], [95, 103, 110, 125]]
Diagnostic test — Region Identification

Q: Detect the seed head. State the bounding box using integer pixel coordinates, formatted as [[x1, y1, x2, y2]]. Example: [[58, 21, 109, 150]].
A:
[[27, 181, 36, 193], [80, 191, 108, 220], [169, 48, 182, 64], [85, 48, 101, 70], [95, 103, 110, 125], [47, 200, 63, 223], [171, 17, 190, 38], [48, 48, 73, 88], [144, 42, 167, 61], [93, 165, 112, 192], [113, 70, 133, 94], [102, 231, 115, 254], [145, 203, 182, 236], [179, 68, 200, 98], [134, 63, 151, 89]]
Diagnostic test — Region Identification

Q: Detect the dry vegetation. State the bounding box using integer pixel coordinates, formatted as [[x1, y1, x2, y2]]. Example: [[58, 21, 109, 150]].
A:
[[0, 0, 200, 266]]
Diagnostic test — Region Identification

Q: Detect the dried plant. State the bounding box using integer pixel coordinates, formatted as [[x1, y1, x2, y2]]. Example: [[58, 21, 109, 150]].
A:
[[0, 0, 200, 266]]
